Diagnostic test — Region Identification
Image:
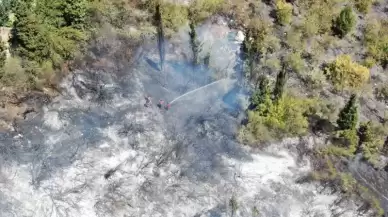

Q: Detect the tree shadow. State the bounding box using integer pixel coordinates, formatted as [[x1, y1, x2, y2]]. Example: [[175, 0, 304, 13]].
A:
[[145, 57, 160, 71]]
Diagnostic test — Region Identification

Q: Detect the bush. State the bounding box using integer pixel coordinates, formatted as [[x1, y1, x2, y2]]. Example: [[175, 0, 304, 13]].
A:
[[300, 0, 339, 37], [325, 55, 370, 90], [187, 0, 224, 24], [285, 52, 305, 74], [0, 57, 28, 89], [325, 129, 358, 157], [334, 6, 356, 37], [358, 121, 386, 165], [161, 3, 188, 31], [375, 84, 388, 102], [286, 28, 305, 51], [340, 173, 358, 194], [275, 0, 293, 25], [364, 18, 388, 67], [363, 56, 377, 68], [240, 94, 315, 144], [301, 68, 328, 90], [353, 0, 373, 14]]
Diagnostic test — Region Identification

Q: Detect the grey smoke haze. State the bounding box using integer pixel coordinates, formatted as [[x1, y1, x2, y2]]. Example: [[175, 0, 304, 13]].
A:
[[0, 19, 366, 217]]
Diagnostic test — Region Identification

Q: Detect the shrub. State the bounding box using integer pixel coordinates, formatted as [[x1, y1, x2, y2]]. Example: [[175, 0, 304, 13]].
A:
[[301, 68, 328, 90], [364, 18, 388, 67], [375, 84, 388, 102], [340, 173, 358, 194], [325, 55, 370, 90], [353, 0, 373, 14], [263, 56, 281, 72], [275, 0, 293, 25], [300, 0, 339, 37], [286, 28, 305, 51], [358, 121, 386, 165], [363, 56, 377, 68], [240, 94, 315, 144], [334, 6, 356, 37], [328, 129, 359, 156], [1, 57, 28, 89], [161, 2, 188, 31], [189, 0, 224, 24], [285, 52, 305, 74], [142, 1, 188, 31], [362, 140, 382, 165]]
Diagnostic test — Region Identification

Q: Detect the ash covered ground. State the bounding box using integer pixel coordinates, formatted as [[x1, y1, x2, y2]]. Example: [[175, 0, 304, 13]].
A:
[[0, 20, 366, 217]]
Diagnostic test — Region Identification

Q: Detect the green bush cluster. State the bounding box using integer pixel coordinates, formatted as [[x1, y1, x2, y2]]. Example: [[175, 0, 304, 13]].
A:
[[334, 6, 356, 37], [325, 55, 370, 90], [240, 92, 315, 144], [0, 0, 89, 90]]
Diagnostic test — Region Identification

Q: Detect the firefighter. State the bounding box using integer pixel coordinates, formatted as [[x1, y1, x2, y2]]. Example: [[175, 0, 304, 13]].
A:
[[165, 103, 171, 110], [158, 99, 164, 108]]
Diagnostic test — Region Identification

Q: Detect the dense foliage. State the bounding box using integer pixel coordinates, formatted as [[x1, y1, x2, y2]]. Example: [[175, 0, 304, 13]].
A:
[[325, 55, 370, 90], [0, 0, 13, 27], [334, 6, 356, 37], [337, 94, 358, 131]]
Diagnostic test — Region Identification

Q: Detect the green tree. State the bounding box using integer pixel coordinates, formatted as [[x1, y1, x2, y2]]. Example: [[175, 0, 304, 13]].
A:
[[188, 15, 202, 66], [358, 121, 372, 144], [334, 6, 356, 38], [12, 0, 50, 62], [273, 64, 287, 102], [61, 0, 87, 28], [251, 76, 271, 111], [0, 0, 13, 26], [241, 27, 256, 78], [154, 2, 165, 71], [337, 94, 358, 130], [240, 19, 275, 80]]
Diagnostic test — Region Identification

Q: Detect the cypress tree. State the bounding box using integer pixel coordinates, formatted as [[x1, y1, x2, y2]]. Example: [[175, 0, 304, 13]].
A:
[[188, 9, 202, 66], [241, 27, 255, 79], [251, 76, 271, 110], [337, 94, 358, 130], [188, 16, 202, 66], [154, 2, 165, 71], [273, 64, 288, 102]]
